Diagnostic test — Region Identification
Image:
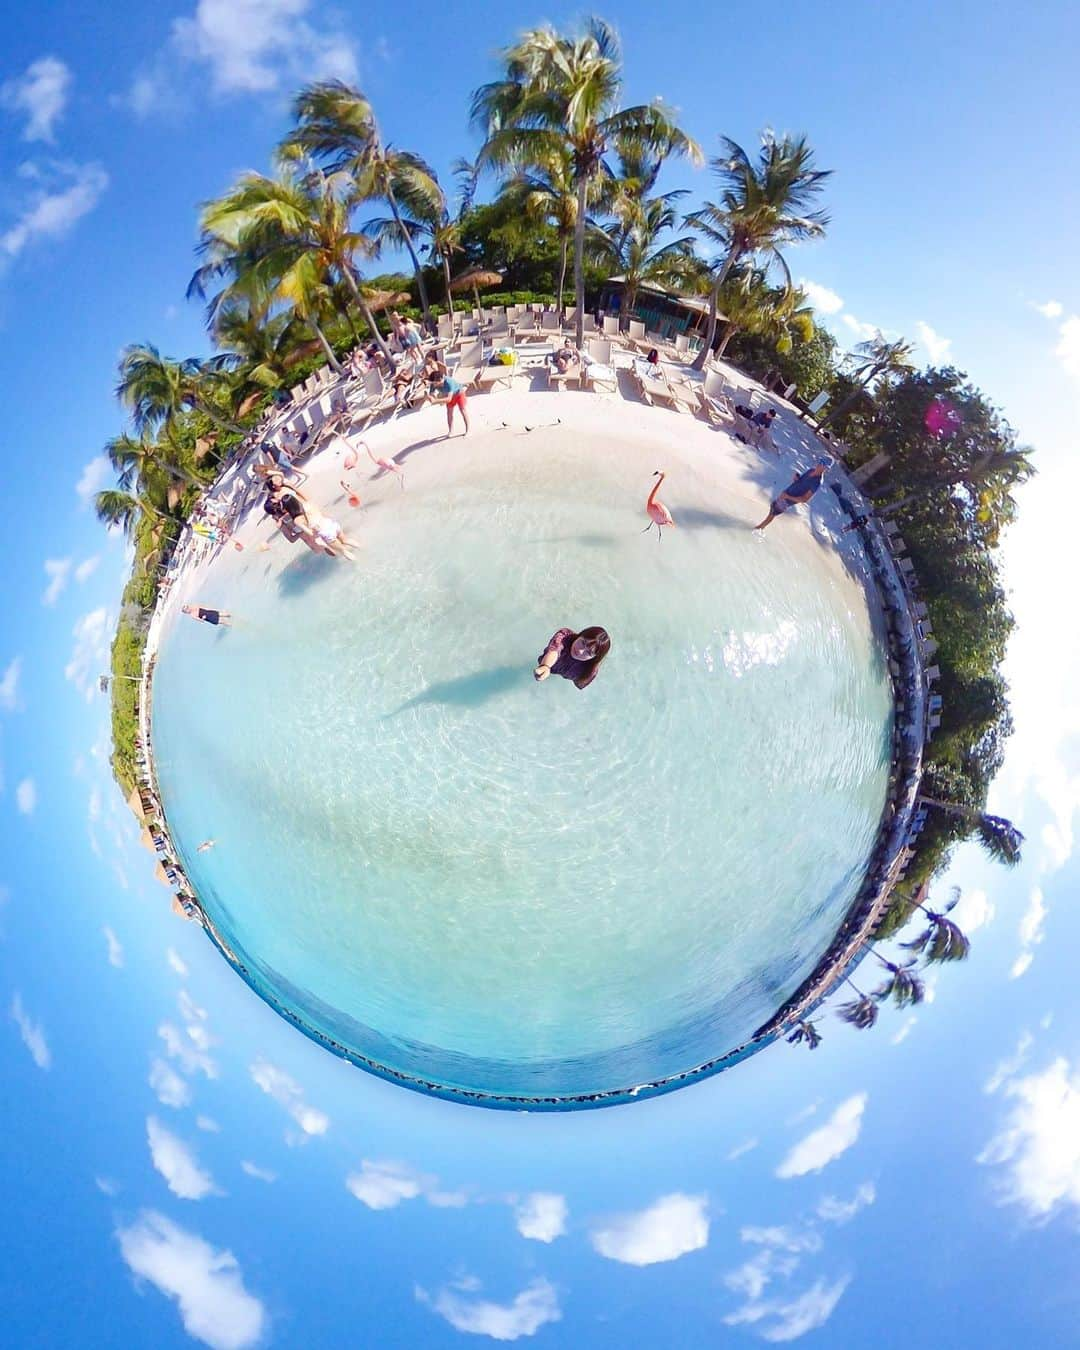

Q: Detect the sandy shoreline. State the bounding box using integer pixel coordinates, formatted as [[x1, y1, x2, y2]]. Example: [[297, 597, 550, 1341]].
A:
[[136, 361, 927, 1106]]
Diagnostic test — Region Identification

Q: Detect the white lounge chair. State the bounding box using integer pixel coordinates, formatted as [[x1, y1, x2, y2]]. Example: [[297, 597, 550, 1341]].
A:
[[583, 338, 617, 393], [602, 315, 620, 337], [453, 338, 485, 386]]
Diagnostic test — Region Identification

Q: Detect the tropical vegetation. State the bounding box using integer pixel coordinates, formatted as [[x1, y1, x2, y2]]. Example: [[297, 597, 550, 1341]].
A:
[[93, 16, 1027, 1042]]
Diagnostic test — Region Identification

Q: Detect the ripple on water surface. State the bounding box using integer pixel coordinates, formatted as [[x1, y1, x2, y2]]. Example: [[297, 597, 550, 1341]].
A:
[[152, 436, 892, 1103]]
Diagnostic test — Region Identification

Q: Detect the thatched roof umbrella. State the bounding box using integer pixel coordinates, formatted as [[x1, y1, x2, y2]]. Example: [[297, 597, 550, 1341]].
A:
[[127, 787, 144, 821], [450, 268, 503, 318], [361, 289, 413, 338], [154, 861, 172, 886], [140, 826, 157, 853]]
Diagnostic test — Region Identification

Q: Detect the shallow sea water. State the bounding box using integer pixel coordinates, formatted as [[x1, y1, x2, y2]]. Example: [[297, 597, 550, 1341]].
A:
[[152, 427, 892, 1102]]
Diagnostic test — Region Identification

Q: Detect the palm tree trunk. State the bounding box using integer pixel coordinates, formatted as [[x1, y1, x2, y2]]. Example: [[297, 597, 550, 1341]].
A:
[[386, 184, 432, 329], [309, 316, 343, 374], [557, 235, 569, 319], [716, 323, 737, 358], [819, 368, 878, 430], [574, 176, 588, 348], [442, 255, 454, 317], [692, 246, 739, 372], [623, 281, 637, 332], [340, 264, 393, 363], [195, 401, 247, 438]]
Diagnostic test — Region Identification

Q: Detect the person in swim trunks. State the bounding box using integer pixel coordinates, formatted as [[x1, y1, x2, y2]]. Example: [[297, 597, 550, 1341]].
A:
[[182, 605, 232, 626], [431, 370, 471, 436], [754, 460, 830, 531], [534, 626, 611, 690]]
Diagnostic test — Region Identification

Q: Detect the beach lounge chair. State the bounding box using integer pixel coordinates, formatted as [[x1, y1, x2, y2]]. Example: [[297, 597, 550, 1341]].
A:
[[626, 319, 649, 352], [453, 338, 485, 386], [697, 369, 737, 427], [561, 307, 578, 334], [545, 350, 582, 391], [583, 338, 617, 394], [473, 347, 520, 392], [602, 315, 620, 337], [630, 359, 679, 409], [541, 310, 561, 335], [805, 390, 829, 420]]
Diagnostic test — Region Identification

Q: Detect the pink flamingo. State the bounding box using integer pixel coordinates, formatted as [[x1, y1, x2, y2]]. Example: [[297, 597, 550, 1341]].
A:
[[642, 471, 675, 540], [365, 441, 405, 489]]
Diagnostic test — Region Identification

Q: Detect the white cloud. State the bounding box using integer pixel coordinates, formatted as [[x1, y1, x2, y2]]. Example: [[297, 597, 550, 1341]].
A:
[[514, 1193, 567, 1243], [741, 1226, 822, 1255], [103, 925, 124, 968], [1019, 887, 1047, 948], [1054, 316, 1080, 382], [1, 161, 109, 261], [1010, 888, 1047, 979], [1033, 300, 1063, 319], [1, 57, 72, 142], [726, 1250, 797, 1302], [0, 656, 21, 711], [986, 1032, 1034, 1095], [416, 1278, 561, 1342], [159, 1021, 217, 1080], [179, 989, 208, 1023], [590, 1193, 708, 1266], [240, 1161, 277, 1183], [951, 887, 995, 935], [915, 320, 952, 364], [75, 555, 100, 584], [11, 992, 51, 1069], [127, 0, 358, 113], [64, 606, 110, 700], [147, 1116, 219, 1200], [167, 947, 190, 978], [841, 313, 880, 341], [196, 1116, 220, 1133], [75, 456, 110, 506], [96, 1175, 120, 1196], [978, 1056, 1080, 1219], [890, 1014, 917, 1046], [116, 1210, 266, 1350], [15, 778, 37, 815], [249, 1057, 328, 1137], [150, 1057, 192, 1109], [346, 1160, 427, 1210], [42, 557, 72, 606], [776, 1095, 867, 1179], [727, 1138, 759, 1162], [725, 1276, 851, 1343], [799, 280, 843, 315], [816, 1182, 876, 1224]]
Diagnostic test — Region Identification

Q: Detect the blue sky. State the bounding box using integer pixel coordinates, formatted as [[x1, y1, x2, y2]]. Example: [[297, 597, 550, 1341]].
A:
[[3, 2, 1080, 1346]]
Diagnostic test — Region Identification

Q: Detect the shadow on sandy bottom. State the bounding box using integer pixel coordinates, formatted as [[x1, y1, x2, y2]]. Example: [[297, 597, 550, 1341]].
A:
[[386, 664, 530, 715], [276, 549, 341, 595]]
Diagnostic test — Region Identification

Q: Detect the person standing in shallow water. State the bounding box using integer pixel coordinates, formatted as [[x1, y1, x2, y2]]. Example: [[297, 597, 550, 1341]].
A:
[[534, 627, 611, 690], [754, 460, 830, 531], [182, 605, 231, 626]]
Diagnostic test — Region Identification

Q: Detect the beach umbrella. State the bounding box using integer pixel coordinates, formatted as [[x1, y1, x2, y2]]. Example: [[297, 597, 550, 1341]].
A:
[[127, 787, 144, 820], [450, 268, 503, 315], [154, 862, 172, 886], [139, 826, 157, 853]]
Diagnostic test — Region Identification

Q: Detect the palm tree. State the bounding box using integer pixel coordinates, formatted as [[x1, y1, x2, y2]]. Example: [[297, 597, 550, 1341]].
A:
[[819, 336, 916, 429], [684, 132, 830, 371], [213, 302, 307, 392], [472, 17, 700, 346], [837, 981, 878, 1030], [917, 795, 1024, 866], [94, 488, 164, 538], [498, 149, 579, 316], [283, 82, 442, 329], [900, 886, 971, 964], [190, 168, 392, 366], [786, 1020, 822, 1050], [586, 193, 695, 328], [711, 266, 815, 359], [867, 949, 925, 1008], [116, 344, 246, 438], [106, 432, 204, 493]]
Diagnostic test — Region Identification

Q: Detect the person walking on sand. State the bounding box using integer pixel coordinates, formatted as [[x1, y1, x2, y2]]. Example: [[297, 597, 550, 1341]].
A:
[[431, 370, 471, 437], [182, 605, 232, 626], [754, 460, 830, 531]]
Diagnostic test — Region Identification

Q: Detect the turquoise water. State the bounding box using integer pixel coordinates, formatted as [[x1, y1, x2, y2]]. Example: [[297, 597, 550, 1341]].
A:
[[152, 435, 892, 1104]]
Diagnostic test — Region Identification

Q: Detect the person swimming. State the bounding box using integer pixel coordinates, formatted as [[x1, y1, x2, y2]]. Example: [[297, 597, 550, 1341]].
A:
[[534, 626, 611, 690]]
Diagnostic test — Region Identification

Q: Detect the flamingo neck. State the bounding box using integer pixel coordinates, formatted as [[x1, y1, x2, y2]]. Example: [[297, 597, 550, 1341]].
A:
[[648, 475, 665, 508]]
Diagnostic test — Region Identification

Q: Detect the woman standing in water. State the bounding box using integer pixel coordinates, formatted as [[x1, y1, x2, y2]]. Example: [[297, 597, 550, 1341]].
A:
[[534, 627, 611, 690]]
